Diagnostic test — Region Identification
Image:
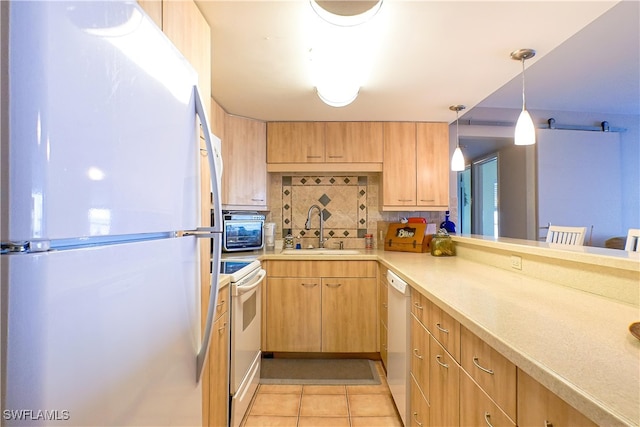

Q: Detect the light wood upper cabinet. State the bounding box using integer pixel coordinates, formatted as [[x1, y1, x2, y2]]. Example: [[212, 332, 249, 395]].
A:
[[382, 122, 450, 211], [325, 122, 383, 163], [416, 123, 449, 207], [222, 115, 267, 210], [138, 0, 162, 28], [267, 122, 325, 163], [383, 122, 417, 206]]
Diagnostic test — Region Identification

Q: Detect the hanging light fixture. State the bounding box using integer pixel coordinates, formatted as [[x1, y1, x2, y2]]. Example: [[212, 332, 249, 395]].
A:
[[310, 0, 383, 27], [449, 105, 466, 171], [511, 48, 536, 146]]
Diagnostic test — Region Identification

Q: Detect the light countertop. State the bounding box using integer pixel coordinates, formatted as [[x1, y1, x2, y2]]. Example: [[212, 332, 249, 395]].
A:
[[259, 242, 640, 426]]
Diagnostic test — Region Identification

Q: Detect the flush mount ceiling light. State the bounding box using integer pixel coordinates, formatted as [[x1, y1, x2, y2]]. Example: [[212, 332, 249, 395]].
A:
[[450, 105, 466, 171], [310, 0, 383, 27], [511, 48, 537, 146], [315, 83, 360, 108]]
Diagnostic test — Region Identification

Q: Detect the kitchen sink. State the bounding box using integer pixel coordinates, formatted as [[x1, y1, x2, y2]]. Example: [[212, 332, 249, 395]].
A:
[[280, 249, 362, 255]]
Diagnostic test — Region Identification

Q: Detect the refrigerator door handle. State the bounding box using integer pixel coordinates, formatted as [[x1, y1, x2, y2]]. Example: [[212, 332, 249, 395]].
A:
[[194, 85, 222, 234], [193, 85, 222, 383], [183, 227, 217, 238]]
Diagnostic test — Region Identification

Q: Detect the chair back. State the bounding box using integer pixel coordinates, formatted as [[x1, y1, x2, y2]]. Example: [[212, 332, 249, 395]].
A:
[[625, 229, 640, 252], [545, 225, 587, 245]]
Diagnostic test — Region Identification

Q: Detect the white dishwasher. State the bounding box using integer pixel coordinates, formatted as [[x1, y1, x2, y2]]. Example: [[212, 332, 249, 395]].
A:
[[387, 270, 411, 426]]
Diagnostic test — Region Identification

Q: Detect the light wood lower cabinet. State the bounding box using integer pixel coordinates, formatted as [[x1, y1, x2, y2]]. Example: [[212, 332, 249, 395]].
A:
[[208, 285, 229, 427], [460, 370, 515, 427], [410, 314, 430, 403], [264, 260, 377, 353], [517, 369, 598, 427], [429, 336, 460, 426], [460, 325, 516, 421], [265, 277, 322, 352], [410, 374, 430, 427], [379, 264, 388, 368]]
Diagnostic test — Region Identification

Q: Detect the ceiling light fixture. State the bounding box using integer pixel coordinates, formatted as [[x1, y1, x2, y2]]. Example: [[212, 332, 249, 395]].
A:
[[450, 105, 466, 171], [315, 84, 360, 108], [310, 0, 383, 27], [511, 48, 536, 146]]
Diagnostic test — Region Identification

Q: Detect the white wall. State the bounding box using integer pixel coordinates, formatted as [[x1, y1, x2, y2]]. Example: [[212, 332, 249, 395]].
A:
[[537, 129, 621, 246]]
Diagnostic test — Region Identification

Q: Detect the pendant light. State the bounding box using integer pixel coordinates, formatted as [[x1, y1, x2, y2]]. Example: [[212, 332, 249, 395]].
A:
[[450, 105, 466, 171], [511, 48, 536, 146]]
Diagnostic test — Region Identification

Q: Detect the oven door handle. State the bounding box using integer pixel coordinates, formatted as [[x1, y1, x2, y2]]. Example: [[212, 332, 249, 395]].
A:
[[235, 269, 266, 296]]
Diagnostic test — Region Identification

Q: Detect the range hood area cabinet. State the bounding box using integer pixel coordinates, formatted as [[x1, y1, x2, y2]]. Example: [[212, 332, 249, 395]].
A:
[[222, 114, 268, 211], [382, 122, 449, 211], [266, 122, 383, 172]]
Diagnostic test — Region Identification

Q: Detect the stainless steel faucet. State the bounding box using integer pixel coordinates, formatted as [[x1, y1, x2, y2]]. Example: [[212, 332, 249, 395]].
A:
[[305, 204, 326, 248]]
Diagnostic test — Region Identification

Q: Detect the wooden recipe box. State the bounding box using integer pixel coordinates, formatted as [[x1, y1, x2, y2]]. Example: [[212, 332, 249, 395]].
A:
[[384, 223, 432, 253]]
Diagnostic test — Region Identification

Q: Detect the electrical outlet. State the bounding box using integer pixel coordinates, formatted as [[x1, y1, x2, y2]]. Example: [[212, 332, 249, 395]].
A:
[[510, 255, 522, 270]]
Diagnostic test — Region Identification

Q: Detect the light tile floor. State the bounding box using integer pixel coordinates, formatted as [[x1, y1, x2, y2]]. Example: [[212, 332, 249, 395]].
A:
[[241, 362, 403, 427]]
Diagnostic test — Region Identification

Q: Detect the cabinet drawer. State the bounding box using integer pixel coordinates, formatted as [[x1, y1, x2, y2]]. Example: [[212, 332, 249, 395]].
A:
[[461, 326, 516, 420], [460, 369, 515, 427], [410, 315, 430, 403], [429, 302, 460, 362], [266, 260, 377, 278], [410, 291, 430, 327], [410, 375, 430, 427], [429, 336, 459, 427], [214, 285, 229, 321]]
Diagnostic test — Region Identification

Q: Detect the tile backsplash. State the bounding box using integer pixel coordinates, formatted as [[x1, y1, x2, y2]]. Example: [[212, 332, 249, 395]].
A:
[[266, 173, 452, 249]]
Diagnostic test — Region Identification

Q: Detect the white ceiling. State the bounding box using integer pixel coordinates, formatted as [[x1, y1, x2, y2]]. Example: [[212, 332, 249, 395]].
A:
[[196, 0, 639, 124]]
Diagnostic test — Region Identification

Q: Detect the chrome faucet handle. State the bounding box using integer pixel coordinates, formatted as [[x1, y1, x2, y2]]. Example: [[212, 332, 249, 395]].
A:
[[333, 240, 344, 250]]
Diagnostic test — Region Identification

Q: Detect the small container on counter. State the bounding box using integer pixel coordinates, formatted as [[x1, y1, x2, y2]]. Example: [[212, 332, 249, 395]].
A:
[[365, 234, 373, 249], [430, 228, 456, 257]]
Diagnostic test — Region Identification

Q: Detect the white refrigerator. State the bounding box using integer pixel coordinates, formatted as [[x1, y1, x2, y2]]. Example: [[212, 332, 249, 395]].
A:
[[0, 2, 223, 426]]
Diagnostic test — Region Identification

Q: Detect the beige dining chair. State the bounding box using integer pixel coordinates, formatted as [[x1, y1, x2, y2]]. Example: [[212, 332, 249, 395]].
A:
[[624, 228, 640, 252], [545, 225, 587, 245]]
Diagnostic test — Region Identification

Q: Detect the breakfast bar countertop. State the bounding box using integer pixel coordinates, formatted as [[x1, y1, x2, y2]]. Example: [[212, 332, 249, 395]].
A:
[[260, 241, 640, 427]]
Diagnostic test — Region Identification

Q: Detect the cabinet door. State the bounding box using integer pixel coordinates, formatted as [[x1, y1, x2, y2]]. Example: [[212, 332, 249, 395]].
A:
[[460, 370, 515, 427], [209, 312, 229, 427], [222, 115, 267, 209], [325, 122, 383, 163], [383, 122, 417, 206], [267, 122, 325, 163], [429, 336, 459, 427], [517, 369, 597, 427], [410, 375, 430, 427], [461, 326, 516, 420], [410, 315, 430, 403], [416, 123, 449, 208], [321, 277, 377, 352], [266, 277, 321, 352]]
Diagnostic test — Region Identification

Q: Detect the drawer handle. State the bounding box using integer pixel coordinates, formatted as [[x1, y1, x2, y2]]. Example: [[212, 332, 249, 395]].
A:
[[397, 199, 413, 202], [436, 322, 449, 334], [545, 422, 553, 427], [435, 354, 449, 368], [325, 283, 342, 288], [301, 283, 318, 288], [473, 356, 495, 375], [307, 155, 322, 158], [218, 322, 227, 332], [216, 300, 225, 309], [413, 348, 424, 360], [484, 412, 494, 427], [328, 155, 343, 158], [412, 411, 423, 427], [420, 199, 435, 202], [413, 302, 423, 310]]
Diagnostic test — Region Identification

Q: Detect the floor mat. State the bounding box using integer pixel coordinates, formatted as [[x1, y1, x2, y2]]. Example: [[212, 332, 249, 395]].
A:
[[260, 358, 381, 385]]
